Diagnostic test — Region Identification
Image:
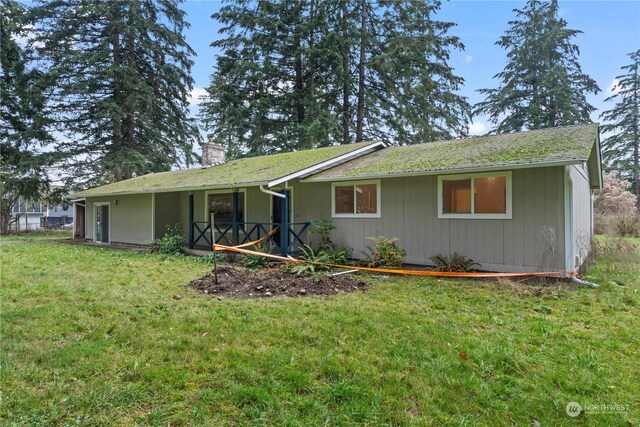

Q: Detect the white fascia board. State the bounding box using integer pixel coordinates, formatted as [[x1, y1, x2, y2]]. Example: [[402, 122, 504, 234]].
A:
[[267, 142, 387, 188], [302, 159, 584, 183], [589, 130, 603, 189], [71, 181, 269, 199]]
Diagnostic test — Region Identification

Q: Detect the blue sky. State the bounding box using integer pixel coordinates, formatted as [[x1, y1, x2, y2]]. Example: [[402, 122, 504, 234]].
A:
[[184, 0, 639, 135]]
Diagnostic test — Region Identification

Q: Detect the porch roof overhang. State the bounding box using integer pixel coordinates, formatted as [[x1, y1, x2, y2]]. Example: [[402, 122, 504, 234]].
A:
[[70, 141, 386, 198], [304, 124, 603, 189]]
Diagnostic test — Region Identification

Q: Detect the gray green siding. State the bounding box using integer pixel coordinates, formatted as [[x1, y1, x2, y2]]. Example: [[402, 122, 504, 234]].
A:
[[154, 192, 181, 239], [85, 166, 570, 272], [297, 167, 567, 272], [85, 194, 153, 244]]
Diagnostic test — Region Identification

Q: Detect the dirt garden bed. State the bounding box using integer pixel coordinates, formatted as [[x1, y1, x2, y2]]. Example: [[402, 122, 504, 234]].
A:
[[188, 266, 368, 298]]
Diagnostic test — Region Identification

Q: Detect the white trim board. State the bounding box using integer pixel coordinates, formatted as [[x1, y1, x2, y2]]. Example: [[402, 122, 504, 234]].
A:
[[564, 166, 575, 274], [151, 193, 156, 241], [268, 142, 386, 187], [93, 202, 111, 244]]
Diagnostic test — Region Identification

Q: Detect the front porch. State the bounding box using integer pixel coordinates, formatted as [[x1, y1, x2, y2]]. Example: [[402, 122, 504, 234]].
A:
[[183, 189, 312, 256], [190, 221, 311, 255]]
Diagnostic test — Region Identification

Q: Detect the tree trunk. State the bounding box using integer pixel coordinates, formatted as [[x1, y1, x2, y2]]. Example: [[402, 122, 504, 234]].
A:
[[294, 3, 305, 148], [123, 3, 137, 180], [355, 0, 366, 142], [341, 0, 351, 145], [112, 31, 122, 155], [633, 74, 639, 206]]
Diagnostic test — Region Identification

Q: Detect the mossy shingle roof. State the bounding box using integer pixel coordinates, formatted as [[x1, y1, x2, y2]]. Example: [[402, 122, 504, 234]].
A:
[[73, 125, 600, 198], [73, 142, 378, 197], [307, 124, 599, 181]]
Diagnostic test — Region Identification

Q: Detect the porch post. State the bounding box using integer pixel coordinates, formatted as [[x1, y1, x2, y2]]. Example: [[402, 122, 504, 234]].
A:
[[279, 189, 289, 256], [188, 193, 194, 249], [232, 191, 239, 244]]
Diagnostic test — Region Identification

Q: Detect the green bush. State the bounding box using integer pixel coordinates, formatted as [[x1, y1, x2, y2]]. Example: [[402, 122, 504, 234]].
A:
[[595, 214, 640, 237], [310, 220, 337, 249], [242, 246, 270, 269], [429, 252, 480, 272], [363, 236, 405, 268], [282, 245, 351, 275], [151, 223, 185, 255], [198, 253, 226, 264], [613, 215, 640, 237]]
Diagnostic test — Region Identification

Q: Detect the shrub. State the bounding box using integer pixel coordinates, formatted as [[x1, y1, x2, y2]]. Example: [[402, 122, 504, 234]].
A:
[[285, 261, 317, 275], [593, 172, 638, 216], [613, 215, 640, 237], [310, 220, 337, 249], [152, 223, 185, 255], [198, 253, 226, 264], [597, 214, 640, 237], [242, 246, 270, 269], [363, 236, 405, 268], [283, 244, 351, 275], [429, 252, 480, 272]]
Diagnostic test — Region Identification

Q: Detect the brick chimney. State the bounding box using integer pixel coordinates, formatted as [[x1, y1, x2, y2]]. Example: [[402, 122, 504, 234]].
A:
[[201, 142, 226, 166]]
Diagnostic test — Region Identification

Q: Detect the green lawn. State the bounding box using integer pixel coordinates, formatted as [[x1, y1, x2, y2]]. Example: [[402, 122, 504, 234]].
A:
[[1, 236, 638, 426]]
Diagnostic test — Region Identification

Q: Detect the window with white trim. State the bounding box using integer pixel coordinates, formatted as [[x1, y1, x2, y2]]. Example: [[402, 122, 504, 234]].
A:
[[438, 172, 512, 219], [205, 190, 246, 223], [332, 180, 381, 218]]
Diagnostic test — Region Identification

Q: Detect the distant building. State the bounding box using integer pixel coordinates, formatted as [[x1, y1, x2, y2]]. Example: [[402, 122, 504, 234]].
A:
[[12, 199, 73, 231]]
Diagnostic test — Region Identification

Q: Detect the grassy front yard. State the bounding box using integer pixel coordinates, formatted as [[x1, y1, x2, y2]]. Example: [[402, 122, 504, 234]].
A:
[[1, 236, 638, 425]]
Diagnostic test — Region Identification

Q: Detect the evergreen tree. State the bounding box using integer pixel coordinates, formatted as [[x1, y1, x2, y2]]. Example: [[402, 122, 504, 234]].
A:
[[200, 0, 470, 156], [31, 0, 198, 186], [0, 0, 54, 234], [600, 50, 640, 205], [475, 0, 600, 133]]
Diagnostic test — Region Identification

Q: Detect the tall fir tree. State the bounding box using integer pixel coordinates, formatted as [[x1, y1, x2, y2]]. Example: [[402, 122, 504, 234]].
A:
[[31, 0, 198, 187], [600, 50, 640, 205], [0, 0, 54, 234], [475, 0, 600, 133], [200, 0, 470, 157]]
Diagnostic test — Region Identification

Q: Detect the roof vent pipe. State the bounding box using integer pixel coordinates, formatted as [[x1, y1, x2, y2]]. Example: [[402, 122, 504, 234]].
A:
[[201, 142, 226, 166]]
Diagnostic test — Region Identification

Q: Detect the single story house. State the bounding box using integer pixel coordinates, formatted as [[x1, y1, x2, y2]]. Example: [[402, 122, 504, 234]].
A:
[[71, 123, 602, 274]]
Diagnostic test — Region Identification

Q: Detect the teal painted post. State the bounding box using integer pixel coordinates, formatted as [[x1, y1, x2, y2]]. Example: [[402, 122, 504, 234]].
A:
[[232, 191, 239, 244], [280, 189, 289, 256], [188, 194, 194, 249]]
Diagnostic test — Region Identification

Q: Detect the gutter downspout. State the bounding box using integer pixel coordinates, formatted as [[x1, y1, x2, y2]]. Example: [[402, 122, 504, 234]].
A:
[[260, 185, 289, 256], [260, 185, 285, 199], [572, 275, 598, 288]]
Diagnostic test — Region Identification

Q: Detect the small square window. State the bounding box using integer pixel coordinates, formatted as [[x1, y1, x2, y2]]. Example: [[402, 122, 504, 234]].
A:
[[439, 172, 511, 219], [332, 181, 380, 217], [207, 192, 245, 223]]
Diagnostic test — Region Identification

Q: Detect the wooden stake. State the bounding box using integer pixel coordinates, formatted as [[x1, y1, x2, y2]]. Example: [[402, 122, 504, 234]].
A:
[[211, 213, 218, 285]]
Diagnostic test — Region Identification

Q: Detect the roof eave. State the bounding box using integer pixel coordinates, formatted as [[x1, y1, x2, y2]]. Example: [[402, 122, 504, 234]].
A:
[[267, 141, 387, 187], [587, 126, 603, 189], [71, 181, 270, 199], [301, 159, 587, 183]]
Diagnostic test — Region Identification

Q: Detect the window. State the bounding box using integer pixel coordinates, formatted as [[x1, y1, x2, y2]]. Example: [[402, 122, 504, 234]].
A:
[[332, 180, 380, 217], [206, 191, 245, 223], [438, 172, 511, 219]]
